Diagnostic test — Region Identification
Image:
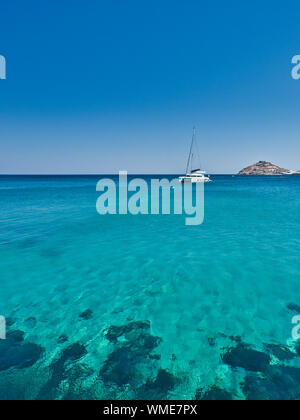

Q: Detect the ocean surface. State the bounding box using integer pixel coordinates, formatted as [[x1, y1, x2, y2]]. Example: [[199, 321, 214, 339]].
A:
[[1, 174, 300, 400]]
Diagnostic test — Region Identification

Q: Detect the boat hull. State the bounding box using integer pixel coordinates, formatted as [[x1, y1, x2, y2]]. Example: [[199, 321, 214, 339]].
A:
[[178, 176, 211, 183]]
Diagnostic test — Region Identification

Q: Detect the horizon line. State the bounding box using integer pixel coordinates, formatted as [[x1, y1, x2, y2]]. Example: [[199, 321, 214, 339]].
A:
[[0, 172, 235, 176]]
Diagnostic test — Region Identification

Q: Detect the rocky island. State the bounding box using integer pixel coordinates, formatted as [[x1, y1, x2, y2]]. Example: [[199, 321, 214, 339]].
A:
[[238, 161, 300, 176]]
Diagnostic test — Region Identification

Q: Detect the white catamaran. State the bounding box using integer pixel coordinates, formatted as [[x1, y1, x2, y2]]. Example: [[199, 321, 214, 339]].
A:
[[179, 127, 211, 183]]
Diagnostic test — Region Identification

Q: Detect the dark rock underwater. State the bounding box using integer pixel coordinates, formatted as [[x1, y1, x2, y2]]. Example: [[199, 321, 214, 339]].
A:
[[1, 311, 300, 400]]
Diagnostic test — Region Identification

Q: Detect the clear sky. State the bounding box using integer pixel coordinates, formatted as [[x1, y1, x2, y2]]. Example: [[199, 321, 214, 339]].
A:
[[1, 0, 300, 174]]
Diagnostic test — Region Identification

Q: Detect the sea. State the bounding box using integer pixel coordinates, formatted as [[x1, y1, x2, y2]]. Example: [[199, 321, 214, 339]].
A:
[[1, 174, 300, 400]]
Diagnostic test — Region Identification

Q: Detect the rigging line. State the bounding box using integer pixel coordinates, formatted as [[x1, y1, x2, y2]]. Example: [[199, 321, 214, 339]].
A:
[[185, 127, 195, 175]]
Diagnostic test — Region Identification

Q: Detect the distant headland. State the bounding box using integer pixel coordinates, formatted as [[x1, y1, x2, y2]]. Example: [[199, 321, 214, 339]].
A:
[[238, 161, 300, 176]]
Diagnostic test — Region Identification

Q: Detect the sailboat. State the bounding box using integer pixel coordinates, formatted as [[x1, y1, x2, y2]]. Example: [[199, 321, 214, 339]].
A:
[[179, 127, 211, 183]]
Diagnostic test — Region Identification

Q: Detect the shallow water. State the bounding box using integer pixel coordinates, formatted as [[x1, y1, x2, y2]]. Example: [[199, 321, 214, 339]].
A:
[[1, 175, 300, 400]]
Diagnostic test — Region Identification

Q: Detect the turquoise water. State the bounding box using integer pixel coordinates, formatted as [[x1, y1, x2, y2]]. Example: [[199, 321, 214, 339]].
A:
[[1, 175, 300, 400]]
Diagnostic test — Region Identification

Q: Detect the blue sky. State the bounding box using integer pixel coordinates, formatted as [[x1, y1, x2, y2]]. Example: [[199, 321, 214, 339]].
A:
[[0, 0, 300, 174]]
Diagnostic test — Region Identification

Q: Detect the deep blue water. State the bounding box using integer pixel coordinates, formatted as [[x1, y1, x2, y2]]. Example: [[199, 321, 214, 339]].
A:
[[1, 175, 300, 400]]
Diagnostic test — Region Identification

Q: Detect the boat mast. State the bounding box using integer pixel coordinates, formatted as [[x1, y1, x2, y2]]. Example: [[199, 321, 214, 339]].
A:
[[186, 127, 196, 175]]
